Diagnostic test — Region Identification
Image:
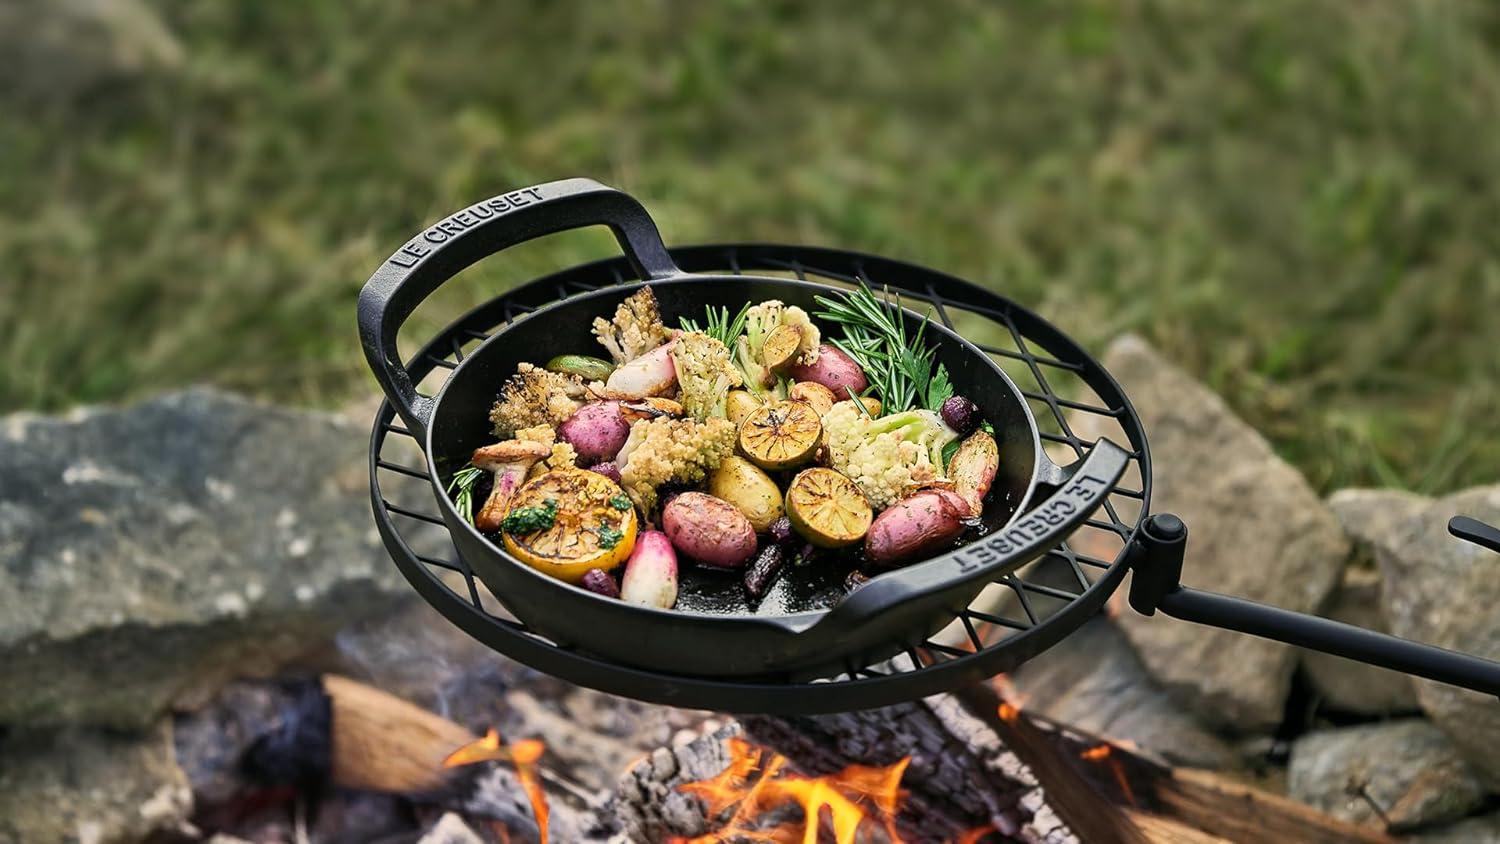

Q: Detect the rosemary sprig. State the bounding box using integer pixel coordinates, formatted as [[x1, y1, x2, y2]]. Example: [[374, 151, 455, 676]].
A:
[[814, 280, 953, 413], [679, 302, 751, 349], [447, 464, 484, 525]]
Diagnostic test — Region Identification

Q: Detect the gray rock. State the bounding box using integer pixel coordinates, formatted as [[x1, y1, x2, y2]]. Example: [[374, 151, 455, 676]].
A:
[[1328, 488, 1430, 557], [0, 389, 405, 727], [0, 721, 193, 844], [1300, 566, 1419, 714], [1367, 483, 1500, 789], [0, 0, 183, 101], [1008, 616, 1238, 769], [1076, 335, 1349, 731], [1288, 719, 1486, 831], [1414, 812, 1500, 843]]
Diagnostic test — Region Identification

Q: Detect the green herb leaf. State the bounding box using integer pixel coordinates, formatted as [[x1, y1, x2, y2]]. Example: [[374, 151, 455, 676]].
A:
[[814, 280, 948, 414], [499, 499, 559, 534], [594, 524, 625, 549], [926, 363, 953, 413], [609, 494, 632, 511], [447, 465, 485, 526], [680, 302, 751, 348], [941, 438, 962, 471]]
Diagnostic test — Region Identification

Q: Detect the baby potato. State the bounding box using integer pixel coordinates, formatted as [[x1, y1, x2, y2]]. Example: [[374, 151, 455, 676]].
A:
[[726, 389, 761, 428], [708, 455, 784, 532], [662, 492, 758, 568], [788, 381, 836, 417]]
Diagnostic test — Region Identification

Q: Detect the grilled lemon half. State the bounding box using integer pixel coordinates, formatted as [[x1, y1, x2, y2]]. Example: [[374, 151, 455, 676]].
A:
[[502, 469, 638, 584], [739, 400, 822, 470]]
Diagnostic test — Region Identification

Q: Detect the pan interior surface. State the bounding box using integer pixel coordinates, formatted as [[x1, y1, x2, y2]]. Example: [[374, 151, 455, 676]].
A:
[[428, 275, 1040, 619]]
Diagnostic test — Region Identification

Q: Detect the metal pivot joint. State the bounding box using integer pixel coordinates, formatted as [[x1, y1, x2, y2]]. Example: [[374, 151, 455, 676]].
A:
[[1127, 512, 1500, 698]]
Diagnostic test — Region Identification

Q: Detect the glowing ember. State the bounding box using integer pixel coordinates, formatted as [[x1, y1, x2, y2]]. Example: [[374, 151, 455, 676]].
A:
[[953, 825, 997, 844], [443, 728, 550, 843], [672, 737, 913, 844], [990, 673, 1028, 710], [1079, 744, 1112, 762], [1079, 742, 1136, 807], [997, 702, 1020, 723]]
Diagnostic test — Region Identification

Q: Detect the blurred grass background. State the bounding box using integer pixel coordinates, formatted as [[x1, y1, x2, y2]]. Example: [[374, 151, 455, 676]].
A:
[[2, 0, 1497, 493]]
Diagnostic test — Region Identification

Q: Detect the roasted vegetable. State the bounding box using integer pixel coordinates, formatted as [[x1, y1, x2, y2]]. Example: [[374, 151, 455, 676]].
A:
[[604, 336, 678, 399], [586, 461, 621, 483], [671, 331, 743, 421], [788, 381, 836, 416], [743, 543, 787, 601], [545, 354, 615, 382], [593, 287, 669, 364], [469, 440, 552, 532], [616, 415, 737, 514], [785, 467, 873, 549], [580, 568, 621, 598], [864, 488, 969, 566], [768, 515, 795, 546], [662, 492, 758, 568], [708, 455, 784, 532], [731, 300, 820, 399], [948, 430, 998, 516], [785, 343, 868, 398], [725, 389, 761, 428], [619, 530, 679, 608], [821, 402, 959, 509], [512, 424, 579, 481], [939, 395, 980, 436], [501, 469, 639, 583], [558, 402, 632, 465], [489, 363, 588, 438], [739, 400, 822, 471]]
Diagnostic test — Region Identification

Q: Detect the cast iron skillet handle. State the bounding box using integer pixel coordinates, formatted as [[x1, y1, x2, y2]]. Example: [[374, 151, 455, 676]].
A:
[[357, 178, 680, 438], [798, 437, 1132, 639]]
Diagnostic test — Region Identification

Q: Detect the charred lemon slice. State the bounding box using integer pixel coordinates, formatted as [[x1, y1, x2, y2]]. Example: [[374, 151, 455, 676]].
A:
[[739, 401, 821, 470], [760, 323, 803, 373], [501, 469, 637, 584], [785, 467, 872, 548]]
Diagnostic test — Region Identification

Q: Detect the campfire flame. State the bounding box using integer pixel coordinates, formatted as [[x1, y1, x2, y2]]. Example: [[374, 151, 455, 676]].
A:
[[443, 728, 550, 843], [673, 737, 995, 843], [1080, 743, 1137, 807]]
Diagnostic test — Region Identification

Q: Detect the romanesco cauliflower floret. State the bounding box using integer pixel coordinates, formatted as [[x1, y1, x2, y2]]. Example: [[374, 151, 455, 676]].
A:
[[592, 286, 669, 364], [671, 331, 742, 421], [489, 363, 587, 438], [617, 415, 736, 515], [822, 401, 958, 509], [513, 424, 580, 479]]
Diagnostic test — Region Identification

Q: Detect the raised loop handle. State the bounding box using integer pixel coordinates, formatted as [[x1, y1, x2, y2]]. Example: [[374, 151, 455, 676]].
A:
[[357, 178, 680, 437], [798, 437, 1132, 641]]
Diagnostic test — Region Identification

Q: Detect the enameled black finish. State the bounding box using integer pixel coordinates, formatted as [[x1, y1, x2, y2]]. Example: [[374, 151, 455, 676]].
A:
[[365, 240, 1150, 713], [359, 180, 1128, 678]]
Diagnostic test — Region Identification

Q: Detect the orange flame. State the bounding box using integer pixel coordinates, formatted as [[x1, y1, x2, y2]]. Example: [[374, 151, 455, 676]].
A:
[[990, 673, 1028, 711], [671, 737, 912, 844], [443, 729, 550, 843], [1079, 744, 1111, 762], [1079, 742, 1136, 807], [953, 825, 997, 844]]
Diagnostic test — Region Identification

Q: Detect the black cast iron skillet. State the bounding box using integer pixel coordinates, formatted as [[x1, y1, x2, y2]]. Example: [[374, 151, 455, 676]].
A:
[[359, 179, 1129, 679]]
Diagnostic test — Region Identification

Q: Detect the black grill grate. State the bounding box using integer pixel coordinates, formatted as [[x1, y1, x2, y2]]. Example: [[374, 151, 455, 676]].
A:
[[368, 244, 1151, 713]]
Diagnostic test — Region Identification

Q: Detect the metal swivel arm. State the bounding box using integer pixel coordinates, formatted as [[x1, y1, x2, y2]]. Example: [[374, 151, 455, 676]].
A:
[[1127, 513, 1500, 698]]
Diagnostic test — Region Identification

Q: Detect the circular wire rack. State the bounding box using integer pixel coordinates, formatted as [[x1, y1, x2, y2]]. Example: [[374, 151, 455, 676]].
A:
[[368, 244, 1151, 714]]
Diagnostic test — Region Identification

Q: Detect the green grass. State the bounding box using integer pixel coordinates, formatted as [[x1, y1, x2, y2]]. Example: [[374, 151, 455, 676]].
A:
[[3, 1, 1497, 494]]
